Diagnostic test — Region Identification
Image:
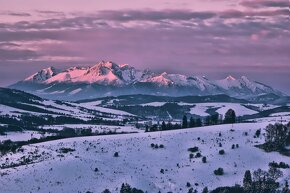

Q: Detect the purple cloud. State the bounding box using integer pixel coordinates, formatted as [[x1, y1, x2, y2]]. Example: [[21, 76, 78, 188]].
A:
[[240, 0, 289, 8], [0, 11, 31, 17], [0, 8, 289, 93]]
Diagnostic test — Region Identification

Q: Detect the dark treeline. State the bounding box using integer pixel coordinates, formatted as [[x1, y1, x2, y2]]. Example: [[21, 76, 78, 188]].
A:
[[257, 122, 290, 156], [145, 109, 237, 132], [0, 127, 135, 157], [0, 114, 125, 132]]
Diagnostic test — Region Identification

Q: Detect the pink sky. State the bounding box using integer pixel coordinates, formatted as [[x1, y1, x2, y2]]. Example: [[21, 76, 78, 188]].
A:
[[0, 0, 289, 93]]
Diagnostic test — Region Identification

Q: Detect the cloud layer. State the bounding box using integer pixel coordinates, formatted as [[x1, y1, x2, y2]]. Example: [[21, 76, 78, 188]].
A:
[[0, 0, 289, 93]]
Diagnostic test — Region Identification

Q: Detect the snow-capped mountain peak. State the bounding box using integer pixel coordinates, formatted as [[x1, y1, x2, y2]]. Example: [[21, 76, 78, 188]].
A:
[[11, 61, 283, 100], [225, 75, 236, 81], [25, 66, 60, 82]]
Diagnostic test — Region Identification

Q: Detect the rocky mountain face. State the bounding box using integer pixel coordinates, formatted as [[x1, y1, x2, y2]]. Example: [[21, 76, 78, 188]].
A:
[[9, 61, 283, 100]]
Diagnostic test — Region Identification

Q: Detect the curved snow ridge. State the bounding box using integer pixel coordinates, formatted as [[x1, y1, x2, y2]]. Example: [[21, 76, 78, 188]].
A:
[[69, 88, 82, 95], [140, 102, 167, 107]]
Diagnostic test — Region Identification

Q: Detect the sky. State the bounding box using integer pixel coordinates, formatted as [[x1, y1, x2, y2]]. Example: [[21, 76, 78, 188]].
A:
[[0, 0, 289, 94]]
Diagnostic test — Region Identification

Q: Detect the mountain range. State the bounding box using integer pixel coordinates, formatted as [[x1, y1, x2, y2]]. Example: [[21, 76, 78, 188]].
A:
[[9, 61, 283, 101]]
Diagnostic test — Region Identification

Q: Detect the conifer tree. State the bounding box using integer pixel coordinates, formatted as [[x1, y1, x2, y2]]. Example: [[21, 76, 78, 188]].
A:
[[196, 118, 202, 127], [224, 109, 236, 124], [161, 121, 166, 130], [182, 115, 188, 128], [243, 170, 252, 191], [202, 187, 208, 193], [189, 117, 195, 127], [120, 183, 132, 193]]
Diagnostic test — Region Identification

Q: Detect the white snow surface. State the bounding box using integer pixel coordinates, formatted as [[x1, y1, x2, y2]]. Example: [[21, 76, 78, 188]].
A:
[[190, 103, 258, 116], [140, 102, 167, 107], [0, 122, 289, 193], [69, 88, 82, 95], [270, 112, 290, 117], [0, 131, 54, 142], [246, 103, 279, 111]]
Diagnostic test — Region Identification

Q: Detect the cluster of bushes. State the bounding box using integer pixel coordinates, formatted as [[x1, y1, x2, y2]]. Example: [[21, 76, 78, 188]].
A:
[[150, 143, 164, 149], [214, 168, 224, 175], [211, 167, 286, 193], [0, 140, 19, 155], [242, 167, 285, 193], [269, 161, 289, 169], [261, 123, 290, 151], [145, 122, 182, 132], [231, 144, 239, 149], [114, 152, 119, 157], [58, 127, 93, 138], [211, 186, 244, 193], [58, 147, 75, 154], [101, 183, 145, 193], [218, 150, 225, 155], [254, 129, 261, 138], [188, 146, 199, 153], [101, 166, 287, 193]]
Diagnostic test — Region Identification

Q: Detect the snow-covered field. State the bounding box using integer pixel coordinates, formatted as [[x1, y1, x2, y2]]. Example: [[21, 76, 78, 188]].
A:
[[270, 112, 290, 117], [0, 99, 136, 121], [246, 104, 279, 111], [0, 104, 36, 116], [0, 121, 289, 193], [189, 103, 258, 116], [0, 131, 53, 142], [251, 115, 290, 124]]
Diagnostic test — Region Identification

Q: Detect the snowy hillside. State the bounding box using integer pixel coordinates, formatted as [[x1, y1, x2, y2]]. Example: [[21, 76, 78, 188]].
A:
[[0, 122, 289, 193], [0, 88, 137, 130], [189, 103, 258, 117], [1, 88, 290, 193], [9, 61, 283, 100], [1, 88, 289, 124]]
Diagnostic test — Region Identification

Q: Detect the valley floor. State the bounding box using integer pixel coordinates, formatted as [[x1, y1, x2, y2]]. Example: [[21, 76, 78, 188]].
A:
[[0, 122, 290, 193]]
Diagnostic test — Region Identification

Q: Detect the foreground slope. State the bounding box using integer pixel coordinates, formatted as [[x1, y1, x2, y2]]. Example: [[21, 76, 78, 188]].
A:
[[0, 122, 289, 193]]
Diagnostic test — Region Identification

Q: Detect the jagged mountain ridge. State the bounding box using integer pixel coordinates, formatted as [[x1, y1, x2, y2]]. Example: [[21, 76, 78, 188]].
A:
[[10, 61, 283, 100]]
